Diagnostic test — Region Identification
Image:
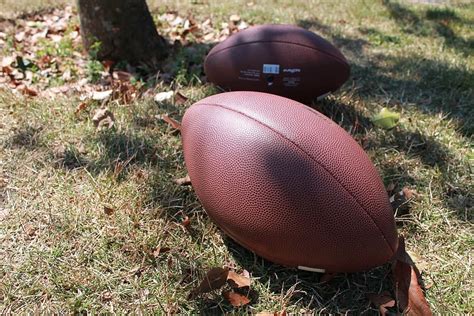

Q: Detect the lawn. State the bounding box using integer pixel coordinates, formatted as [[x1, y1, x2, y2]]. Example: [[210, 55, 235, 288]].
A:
[[1, 0, 473, 314]]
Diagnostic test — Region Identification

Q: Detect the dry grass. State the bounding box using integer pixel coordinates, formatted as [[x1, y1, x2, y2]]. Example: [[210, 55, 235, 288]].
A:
[[1, 0, 473, 314]]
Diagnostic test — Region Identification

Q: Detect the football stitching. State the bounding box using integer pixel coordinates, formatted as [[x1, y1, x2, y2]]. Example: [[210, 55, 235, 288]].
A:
[[206, 40, 349, 69], [196, 102, 395, 254]]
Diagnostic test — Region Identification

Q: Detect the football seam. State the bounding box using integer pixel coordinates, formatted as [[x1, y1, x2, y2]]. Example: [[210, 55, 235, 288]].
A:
[[195, 102, 395, 255], [206, 40, 349, 69]]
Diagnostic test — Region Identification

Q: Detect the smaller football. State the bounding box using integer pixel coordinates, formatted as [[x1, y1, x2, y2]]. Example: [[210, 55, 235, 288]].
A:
[[182, 91, 398, 273], [204, 24, 350, 103]]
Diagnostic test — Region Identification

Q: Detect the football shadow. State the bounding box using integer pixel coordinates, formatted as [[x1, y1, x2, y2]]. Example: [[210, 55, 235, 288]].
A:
[[224, 237, 393, 314]]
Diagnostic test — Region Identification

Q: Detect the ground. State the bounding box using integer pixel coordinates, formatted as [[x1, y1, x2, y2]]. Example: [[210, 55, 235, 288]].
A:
[[0, 0, 473, 314]]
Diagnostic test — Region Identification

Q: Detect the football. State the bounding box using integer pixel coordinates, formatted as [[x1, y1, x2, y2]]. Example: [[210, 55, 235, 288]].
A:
[[181, 91, 398, 273], [204, 24, 350, 103]]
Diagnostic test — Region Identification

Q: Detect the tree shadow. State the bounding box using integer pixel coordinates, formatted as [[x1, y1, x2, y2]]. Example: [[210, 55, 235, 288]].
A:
[[382, 0, 474, 56], [6, 125, 43, 149], [296, 17, 473, 137]]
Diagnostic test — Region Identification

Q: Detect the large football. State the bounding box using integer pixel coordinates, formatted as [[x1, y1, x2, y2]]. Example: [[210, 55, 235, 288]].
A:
[[204, 24, 350, 103], [181, 92, 398, 273]]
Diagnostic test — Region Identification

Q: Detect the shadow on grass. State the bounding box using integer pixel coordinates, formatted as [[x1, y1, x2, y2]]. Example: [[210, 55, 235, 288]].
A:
[[224, 237, 393, 314], [297, 15, 473, 137], [382, 0, 474, 56]]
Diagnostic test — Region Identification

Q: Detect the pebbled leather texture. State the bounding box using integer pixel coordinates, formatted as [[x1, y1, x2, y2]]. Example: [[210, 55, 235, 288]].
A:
[[182, 91, 398, 272], [204, 24, 350, 103]]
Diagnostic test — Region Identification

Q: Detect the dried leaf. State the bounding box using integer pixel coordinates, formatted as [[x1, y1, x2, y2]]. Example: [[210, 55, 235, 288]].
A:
[[174, 174, 192, 186], [21, 85, 38, 97], [392, 236, 432, 316], [161, 114, 181, 130], [181, 215, 191, 228], [103, 206, 115, 215], [371, 108, 400, 129], [15, 31, 25, 42], [174, 91, 188, 105], [92, 108, 115, 129], [229, 14, 241, 22], [223, 290, 250, 307], [154, 91, 174, 103], [92, 89, 113, 101], [189, 267, 229, 298], [1, 56, 15, 67], [152, 246, 171, 258], [227, 271, 251, 288], [368, 291, 396, 315], [24, 223, 37, 237], [74, 102, 88, 115]]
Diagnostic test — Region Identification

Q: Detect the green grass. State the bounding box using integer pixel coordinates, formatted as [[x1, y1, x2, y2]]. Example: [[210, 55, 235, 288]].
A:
[[1, 0, 473, 314]]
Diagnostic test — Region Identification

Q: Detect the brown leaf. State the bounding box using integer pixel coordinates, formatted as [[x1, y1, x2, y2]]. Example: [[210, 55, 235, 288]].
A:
[[181, 215, 191, 228], [227, 271, 251, 288], [174, 91, 188, 105], [92, 108, 115, 129], [223, 290, 250, 307], [174, 174, 192, 186], [189, 267, 229, 298], [255, 312, 286, 316], [392, 236, 432, 316], [21, 85, 38, 97], [161, 114, 181, 130], [74, 102, 88, 115], [368, 291, 396, 315], [24, 223, 37, 237], [103, 206, 115, 215], [152, 246, 171, 258]]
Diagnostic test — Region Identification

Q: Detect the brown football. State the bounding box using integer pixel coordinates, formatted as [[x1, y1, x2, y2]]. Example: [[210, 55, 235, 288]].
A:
[[181, 91, 398, 273], [204, 24, 350, 103]]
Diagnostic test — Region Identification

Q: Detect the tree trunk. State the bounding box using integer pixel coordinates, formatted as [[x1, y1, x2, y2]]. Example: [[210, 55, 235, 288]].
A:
[[77, 0, 168, 66]]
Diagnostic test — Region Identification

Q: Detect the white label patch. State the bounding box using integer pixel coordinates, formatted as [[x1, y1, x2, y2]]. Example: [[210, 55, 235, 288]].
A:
[[262, 64, 280, 74]]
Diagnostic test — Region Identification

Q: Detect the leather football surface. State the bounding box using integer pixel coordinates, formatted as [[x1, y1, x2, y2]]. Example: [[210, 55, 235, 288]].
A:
[[204, 24, 350, 103], [181, 91, 398, 272]]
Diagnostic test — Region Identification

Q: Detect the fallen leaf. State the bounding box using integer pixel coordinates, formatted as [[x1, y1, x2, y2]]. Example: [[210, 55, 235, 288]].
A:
[[101, 291, 113, 302], [161, 114, 181, 130], [390, 187, 416, 216], [229, 14, 241, 22], [103, 206, 115, 215], [174, 174, 192, 186], [392, 236, 432, 316], [368, 291, 396, 315], [24, 223, 37, 237], [174, 91, 188, 105], [1, 56, 15, 67], [74, 102, 88, 115], [227, 271, 251, 288], [20, 85, 38, 97], [152, 246, 171, 258], [15, 31, 26, 42], [223, 290, 250, 307], [92, 108, 115, 129], [257, 313, 287, 316], [181, 215, 191, 228], [154, 91, 174, 103], [189, 267, 229, 298], [371, 108, 400, 129], [92, 89, 113, 101]]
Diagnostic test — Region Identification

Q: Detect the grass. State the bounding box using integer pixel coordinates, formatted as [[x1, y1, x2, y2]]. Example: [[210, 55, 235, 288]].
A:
[[1, 0, 473, 314]]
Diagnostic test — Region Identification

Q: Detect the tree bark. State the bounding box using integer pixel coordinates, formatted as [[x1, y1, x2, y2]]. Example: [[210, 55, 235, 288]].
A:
[[77, 0, 167, 66]]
